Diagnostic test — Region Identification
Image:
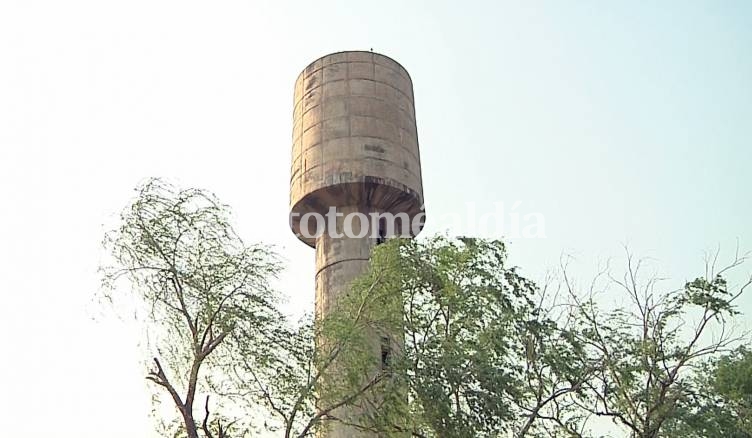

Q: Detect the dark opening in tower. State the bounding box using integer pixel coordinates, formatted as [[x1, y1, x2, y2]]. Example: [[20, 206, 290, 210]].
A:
[[380, 336, 391, 369], [376, 217, 387, 245]]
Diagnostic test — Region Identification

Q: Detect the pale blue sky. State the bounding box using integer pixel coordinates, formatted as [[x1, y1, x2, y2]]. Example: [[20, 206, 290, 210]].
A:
[[0, 1, 750, 436]]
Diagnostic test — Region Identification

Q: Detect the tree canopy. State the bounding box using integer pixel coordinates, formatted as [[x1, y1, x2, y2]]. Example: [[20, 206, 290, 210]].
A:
[[330, 238, 751, 437], [102, 179, 391, 437], [102, 180, 751, 437]]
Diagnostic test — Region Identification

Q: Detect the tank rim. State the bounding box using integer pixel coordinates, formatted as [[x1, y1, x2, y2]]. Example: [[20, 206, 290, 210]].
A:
[[295, 50, 414, 84], [289, 180, 425, 247]]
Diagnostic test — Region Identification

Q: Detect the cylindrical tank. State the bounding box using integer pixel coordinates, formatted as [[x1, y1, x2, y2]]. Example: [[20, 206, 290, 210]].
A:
[[289, 51, 424, 438], [289, 51, 424, 246]]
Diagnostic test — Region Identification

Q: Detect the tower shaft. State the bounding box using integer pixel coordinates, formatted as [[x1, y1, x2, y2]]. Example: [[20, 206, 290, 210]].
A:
[[315, 206, 378, 437]]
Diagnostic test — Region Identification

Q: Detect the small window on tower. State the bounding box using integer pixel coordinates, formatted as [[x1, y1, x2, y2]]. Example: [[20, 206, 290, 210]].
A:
[[376, 218, 387, 245], [380, 336, 391, 370]]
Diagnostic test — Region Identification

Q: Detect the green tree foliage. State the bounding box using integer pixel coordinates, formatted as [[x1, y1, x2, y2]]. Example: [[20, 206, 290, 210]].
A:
[[102, 179, 388, 438], [664, 345, 752, 437], [713, 346, 752, 435], [102, 179, 286, 437], [331, 239, 751, 438], [330, 236, 590, 437], [103, 184, 750, 438], [563, 252, 751, 438]]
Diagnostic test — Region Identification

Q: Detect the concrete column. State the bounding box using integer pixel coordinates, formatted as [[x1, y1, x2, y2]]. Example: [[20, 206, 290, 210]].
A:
[[315, 206, 375, 319], [314, 206, 376, 437]]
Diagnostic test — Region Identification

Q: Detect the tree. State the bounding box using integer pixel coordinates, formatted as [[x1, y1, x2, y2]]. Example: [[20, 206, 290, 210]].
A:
[[102, 178, 286, 437], [103, 183, 751, 438], [664, 345, 752, 437], [562, 250, 752, 438], [327, 236, 591, 437], [102, 179, 389, 438], [330, 238, 751, 438], [711, 345, 752, 435]]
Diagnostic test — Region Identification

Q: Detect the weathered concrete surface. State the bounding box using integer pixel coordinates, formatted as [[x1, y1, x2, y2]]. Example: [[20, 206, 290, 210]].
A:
[[290, 51, 424, 247], [314, 206, 379, 438], [289, 51, 424, 438]]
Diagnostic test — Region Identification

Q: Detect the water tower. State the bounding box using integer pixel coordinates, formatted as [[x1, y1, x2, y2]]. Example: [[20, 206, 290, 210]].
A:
[[289, 51, 424, 437]]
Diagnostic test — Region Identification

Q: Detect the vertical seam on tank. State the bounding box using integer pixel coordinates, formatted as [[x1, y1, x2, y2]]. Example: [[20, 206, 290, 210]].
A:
[[369, 54, 377, 211], [317, 64, 323, 184], [345, 57, 353, 174], [346, 58, 352, 141]]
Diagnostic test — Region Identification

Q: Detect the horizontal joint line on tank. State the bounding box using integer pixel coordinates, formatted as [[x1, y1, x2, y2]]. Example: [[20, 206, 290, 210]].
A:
[[293, 110, 415, 131], [295, 92, 413, 115], [293, 93, 417, 119], [292, 94, 415, 117], [293, 118, 417, 142], [294, 78, 415, 106], [298, 112, 415, 130], [294, 138, 421, 164], [299, 65, 410, 86], [293, 107, 416, 129], [296, 122, 418, 144], [314, 257, 373, 278], [290, 158, 422, 181], [298, 151, 420, 176]]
